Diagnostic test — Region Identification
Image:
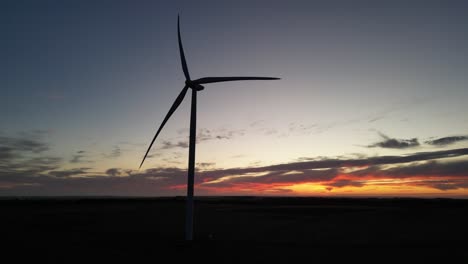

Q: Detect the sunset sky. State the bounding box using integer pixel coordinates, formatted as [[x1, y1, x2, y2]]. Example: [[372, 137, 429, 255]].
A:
[[2, 0, 468, 197]]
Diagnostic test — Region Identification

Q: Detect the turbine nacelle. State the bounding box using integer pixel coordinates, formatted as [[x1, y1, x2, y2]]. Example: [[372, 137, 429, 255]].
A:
[[185, 80, 205, 91]]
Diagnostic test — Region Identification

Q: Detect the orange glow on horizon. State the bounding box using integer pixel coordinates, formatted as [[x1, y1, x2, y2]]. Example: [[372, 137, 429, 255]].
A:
[[288, 182, 468, 197], [187, 174, 468, 198]]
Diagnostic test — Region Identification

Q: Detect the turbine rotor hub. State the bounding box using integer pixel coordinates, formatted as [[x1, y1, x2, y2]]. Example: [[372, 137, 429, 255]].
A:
[[186, 80, 204, 91]]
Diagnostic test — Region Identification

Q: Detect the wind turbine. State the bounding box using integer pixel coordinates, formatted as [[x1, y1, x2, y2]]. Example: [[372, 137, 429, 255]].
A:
[[139, 16, 280, 241]]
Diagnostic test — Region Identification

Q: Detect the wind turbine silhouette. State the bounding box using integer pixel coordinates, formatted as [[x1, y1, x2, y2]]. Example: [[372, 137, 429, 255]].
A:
[[139, 16, 280, 241]]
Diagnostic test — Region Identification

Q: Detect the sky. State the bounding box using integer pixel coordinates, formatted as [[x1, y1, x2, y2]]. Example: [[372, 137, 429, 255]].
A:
[[1, 0, 468, 197]]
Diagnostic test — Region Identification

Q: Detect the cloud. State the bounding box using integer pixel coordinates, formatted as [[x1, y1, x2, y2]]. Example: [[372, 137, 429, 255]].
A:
[[0, 133, 60, 175], [70, 150, 93, 164], [111, 146, 121, 157], [0, 164, 189, 196], [123, 169, 133, 176], [178, 128, 245, 141], [146, 153, 161, 159], [328, 180, 364, 188], [159, 152, 184, 164], [198, 150, 468, 190], [49, 168, 91, 178], [285, 122, 321, 136], [356, 159, 468, 178], [197, 129, 213, 142], [70, 155, 83, 163], [106, 168, 122, 177], [429, 181, 468, 191], [0, 146, 15, 161], [368, 132, 419, 149], [249, 120, 265, 127], [248, 120, 280, 136], [288, 122, 318, 132], [0, 133, 64, 190], [177, 128, 189, 135], [0, 157, 61, 185], [195, 148, 468, 191], [213, 148, 468, 175], [368, 116, 384, 123], [161, 140, 189, 150], [2, 130, 468, 195], [105, 146, 121, 158], [0, 134, 49, 159], [158, 128, 245, 150], [426, 136, 468, 146], [201, 169, 339, 188], [196, 162, 215, 168], [198, 128, 245, 141]]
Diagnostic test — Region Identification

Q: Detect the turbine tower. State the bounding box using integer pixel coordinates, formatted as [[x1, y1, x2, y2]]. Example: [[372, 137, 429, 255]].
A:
[[140, 16, 280, 241]]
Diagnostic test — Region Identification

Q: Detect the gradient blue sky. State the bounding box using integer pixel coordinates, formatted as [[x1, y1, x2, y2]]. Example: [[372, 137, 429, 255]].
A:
[[2, 0, 468, 197]]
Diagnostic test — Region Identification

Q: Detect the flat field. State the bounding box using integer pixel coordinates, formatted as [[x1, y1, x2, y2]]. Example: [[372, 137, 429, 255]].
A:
[[2, 197, 467, 262]]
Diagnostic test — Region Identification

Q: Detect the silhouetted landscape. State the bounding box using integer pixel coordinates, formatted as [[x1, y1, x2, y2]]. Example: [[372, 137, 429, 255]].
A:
[[2, 197, 467, 262], [3, 2, 468, 262]]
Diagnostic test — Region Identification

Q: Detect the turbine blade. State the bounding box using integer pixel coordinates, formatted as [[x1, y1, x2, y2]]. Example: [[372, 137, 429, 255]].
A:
[[178, 15, 191, 80], [139, 86, 189, 169], [194, 77, 280, 84]]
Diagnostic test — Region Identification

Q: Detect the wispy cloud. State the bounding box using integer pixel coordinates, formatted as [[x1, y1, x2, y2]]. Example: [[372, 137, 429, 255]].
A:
[[0, 132, 60, 175], [197, 148, 468, 193], [104, 146, 121, 158], [2, 131, 468, 196], [112, 148, 468, 194], [328, 179, 364, 188], [146, 153, 162, 159], [198, 128, 245, 141], [288, 122, 318, 134], [161, 140, 189, 150], [105, 168, 122, 177], [49, 168, 91, 178], [196, 162, 215, 168], [0, 133, 49, 157], [368, 132, 419, 149], [249, 120, 265, 128], [70, 155, 85, 163], [426, 136, 468, 146], [0, 134, 60, 190], [70, 150, 93, 164], [368, 116, 385, 123], [159, 128, 245, 150]]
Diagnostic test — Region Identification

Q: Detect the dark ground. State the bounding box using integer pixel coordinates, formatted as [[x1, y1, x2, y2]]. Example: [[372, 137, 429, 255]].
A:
[[1, 196, 468, 262]]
